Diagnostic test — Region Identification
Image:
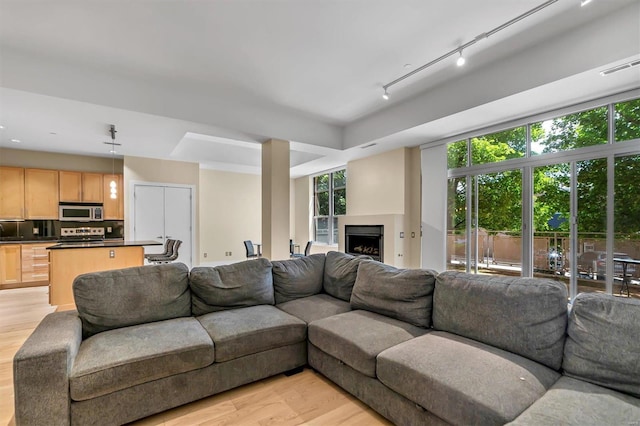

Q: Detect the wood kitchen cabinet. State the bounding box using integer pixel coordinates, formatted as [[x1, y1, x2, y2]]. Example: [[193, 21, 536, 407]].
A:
[[0, 244, 22, 286], [59, 171, 104, 203], [21, 243, 53, 283], [0, 166, 25, 219], [103, 173, 124, 219], [25, 168, 59, 219]]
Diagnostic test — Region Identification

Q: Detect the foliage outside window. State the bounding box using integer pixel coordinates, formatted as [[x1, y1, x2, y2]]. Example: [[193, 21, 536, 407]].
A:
[[531, 106, 608, 155], [615, 98, 640, 142], [447, 139, 467, 169], [314, 169, 346, 245], [470, 126, 526, 165]]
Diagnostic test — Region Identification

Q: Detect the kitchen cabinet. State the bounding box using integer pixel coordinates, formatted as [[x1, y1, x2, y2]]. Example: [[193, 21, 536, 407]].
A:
[[21, 243, 53, 283], [103, 173, 124, 219], [25, 168, 59, 219], [0, 244, 22, 286], [0, 166, 25, 219], [59, 171, 104, 203]]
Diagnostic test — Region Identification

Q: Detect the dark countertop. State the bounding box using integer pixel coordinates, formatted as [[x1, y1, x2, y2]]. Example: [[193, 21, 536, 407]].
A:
[[47, 240, 162, 250], [0, 238, 59, 245]]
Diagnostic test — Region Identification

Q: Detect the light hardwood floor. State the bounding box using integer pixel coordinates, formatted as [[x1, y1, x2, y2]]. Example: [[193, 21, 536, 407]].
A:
[[0, 287, 391, 426]]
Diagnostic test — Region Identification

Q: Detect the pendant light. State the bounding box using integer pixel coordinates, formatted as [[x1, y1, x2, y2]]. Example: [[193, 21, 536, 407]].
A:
[[107, 125, 119, 199]]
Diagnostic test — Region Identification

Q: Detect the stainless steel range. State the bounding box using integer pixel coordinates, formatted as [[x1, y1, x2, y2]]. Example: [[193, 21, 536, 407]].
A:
[[60, 227, 105, 242]]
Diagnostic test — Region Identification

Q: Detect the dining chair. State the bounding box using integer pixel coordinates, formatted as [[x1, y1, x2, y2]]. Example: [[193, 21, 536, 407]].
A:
[[244, 240, 259, 259], [291, 241, 312, 258]]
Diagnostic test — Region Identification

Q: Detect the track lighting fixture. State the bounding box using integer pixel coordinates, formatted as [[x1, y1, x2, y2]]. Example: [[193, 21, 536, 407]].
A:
[[380, 0, 558, 100]]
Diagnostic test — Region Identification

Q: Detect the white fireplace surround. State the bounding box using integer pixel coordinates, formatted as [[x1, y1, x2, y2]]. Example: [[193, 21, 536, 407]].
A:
[[338, 214, 406, 268]]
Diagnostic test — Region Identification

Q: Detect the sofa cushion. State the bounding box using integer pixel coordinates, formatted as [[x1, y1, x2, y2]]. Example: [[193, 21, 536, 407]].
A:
[[73, 263, 191, 338], [508, 376, 640, 425], [323, 251, 370, 301], [271, 254, 325, 304], [350, 260, 436, 328], [196, 305, 306, 362], [276, 293, 351, 324], [377, 331, 561, 425], [563, 293, 640, 397], [190, 258, 274, 316], [69, 317, 214, 401], [308, 310, 428, 378], [434, 271, 568, 370]]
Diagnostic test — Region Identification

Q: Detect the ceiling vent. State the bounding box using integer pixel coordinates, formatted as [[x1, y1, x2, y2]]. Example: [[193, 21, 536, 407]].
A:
[[600, 60, 640, 76]]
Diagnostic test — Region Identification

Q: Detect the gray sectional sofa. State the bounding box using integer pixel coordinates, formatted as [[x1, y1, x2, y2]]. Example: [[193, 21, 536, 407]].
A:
[[13, 251, 640, 425]]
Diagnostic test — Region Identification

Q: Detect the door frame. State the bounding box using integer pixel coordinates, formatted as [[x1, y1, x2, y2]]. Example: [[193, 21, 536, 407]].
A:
[[128, 180, 196, 267]]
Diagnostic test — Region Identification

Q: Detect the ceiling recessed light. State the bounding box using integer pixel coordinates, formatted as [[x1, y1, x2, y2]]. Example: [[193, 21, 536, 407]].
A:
[[0, 125, 5, 130], [11, 139, 21, 143]]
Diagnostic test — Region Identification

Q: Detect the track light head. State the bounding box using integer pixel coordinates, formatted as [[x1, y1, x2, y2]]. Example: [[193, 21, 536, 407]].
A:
[[382, 88, 390, 100], [456, 50, 466, 67]]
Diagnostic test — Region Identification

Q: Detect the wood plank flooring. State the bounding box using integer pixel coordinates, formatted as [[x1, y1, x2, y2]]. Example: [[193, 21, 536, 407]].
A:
[[0, 287, 391, 426]]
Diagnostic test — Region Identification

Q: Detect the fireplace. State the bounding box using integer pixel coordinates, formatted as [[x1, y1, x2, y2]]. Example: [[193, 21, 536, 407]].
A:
[[345, 225, 383, 262]]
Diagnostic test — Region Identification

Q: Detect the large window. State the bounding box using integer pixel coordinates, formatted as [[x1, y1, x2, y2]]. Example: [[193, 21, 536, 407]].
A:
[[314, 169, 346, 244], [445, 95, 640, 300]]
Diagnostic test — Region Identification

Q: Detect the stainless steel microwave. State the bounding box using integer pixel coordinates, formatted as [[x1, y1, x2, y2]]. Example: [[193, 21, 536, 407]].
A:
[[59, 205, 103, 222]]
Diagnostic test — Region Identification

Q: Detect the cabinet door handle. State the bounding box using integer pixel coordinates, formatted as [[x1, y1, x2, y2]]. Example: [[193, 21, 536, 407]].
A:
[[166, 235, 173, 239]]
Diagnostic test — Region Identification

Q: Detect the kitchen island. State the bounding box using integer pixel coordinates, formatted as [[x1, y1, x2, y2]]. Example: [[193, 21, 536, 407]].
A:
[[48, 240, 161, 309]]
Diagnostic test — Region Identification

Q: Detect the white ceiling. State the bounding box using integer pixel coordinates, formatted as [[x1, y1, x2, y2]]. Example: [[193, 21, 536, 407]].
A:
[[0, 0, 639, 177]]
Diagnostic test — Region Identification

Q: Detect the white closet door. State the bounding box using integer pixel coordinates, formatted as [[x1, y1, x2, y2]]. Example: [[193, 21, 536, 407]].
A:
[[133, 185, 166, 255], [164, 186, 192, 267]]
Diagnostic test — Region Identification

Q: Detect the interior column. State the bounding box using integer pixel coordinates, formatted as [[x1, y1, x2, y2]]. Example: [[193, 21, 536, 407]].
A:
[[261, 139, 290, 260]]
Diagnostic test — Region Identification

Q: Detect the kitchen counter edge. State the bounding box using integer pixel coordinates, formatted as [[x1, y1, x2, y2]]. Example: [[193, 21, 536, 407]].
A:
[[47, 240, 162, 250]]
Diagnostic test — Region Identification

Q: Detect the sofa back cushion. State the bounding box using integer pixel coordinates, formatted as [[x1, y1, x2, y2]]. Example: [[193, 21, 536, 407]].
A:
[[73, 263, 191, 339], [323, 251, 370, 301], [563, 293, 640, 397], [433, 271, 567, 370], [190, 258, 274, 315], [350, 260, 436, 328], [272, 254, 325, 304]]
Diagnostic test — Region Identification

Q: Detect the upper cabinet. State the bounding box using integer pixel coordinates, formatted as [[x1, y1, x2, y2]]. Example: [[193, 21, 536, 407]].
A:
[[0, 166, 25, 219], [59, 171, 104, 203], [103, 173, 124, 220], [25, 168, 59, 219]]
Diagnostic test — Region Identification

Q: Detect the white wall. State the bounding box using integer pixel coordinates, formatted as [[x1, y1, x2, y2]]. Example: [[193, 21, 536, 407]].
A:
[[347, 148, 406, 216], [421, 144, 447, 271], [198, 169, 261, 264]]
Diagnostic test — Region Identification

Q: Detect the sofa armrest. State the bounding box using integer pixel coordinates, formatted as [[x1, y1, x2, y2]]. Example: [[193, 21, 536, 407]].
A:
[[13, 310, 82, 426]]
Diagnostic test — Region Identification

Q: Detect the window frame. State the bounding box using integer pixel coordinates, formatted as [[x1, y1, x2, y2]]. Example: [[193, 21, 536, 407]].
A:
[[313, 168, 346, 245], [439, 91, 640, 301]]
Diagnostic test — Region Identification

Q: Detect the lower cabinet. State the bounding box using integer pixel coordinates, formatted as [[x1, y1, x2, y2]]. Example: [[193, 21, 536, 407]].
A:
[[0, 245, 22, 286], [21, 243, 53, 283], [0, 243, 53, 288]]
